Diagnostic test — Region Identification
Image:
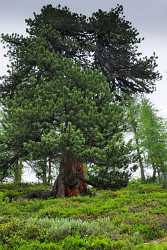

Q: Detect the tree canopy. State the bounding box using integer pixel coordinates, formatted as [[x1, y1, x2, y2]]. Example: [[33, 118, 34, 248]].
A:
[[1, 4, 160, 97]]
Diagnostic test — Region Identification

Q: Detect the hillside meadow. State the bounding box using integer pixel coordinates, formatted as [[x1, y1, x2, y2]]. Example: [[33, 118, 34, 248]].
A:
[[0, 182, 167, 249]]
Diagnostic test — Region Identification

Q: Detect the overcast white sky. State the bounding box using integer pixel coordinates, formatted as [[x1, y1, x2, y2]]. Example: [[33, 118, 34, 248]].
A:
[[0, 0, 167, 117]]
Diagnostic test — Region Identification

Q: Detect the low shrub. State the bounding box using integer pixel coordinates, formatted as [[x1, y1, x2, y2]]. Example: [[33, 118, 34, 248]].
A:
[[1, 183, 167, 249]]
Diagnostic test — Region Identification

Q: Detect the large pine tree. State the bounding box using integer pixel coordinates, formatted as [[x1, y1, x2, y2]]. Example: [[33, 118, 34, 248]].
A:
[[0, 4, 160, 195]]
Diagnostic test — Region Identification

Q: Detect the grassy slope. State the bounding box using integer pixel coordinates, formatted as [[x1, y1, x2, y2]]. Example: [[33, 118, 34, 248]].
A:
[[1, 182, 167, 249]]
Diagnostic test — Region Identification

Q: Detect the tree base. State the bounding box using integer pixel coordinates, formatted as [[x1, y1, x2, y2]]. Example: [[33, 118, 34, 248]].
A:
[[52, 159, 87, 197]]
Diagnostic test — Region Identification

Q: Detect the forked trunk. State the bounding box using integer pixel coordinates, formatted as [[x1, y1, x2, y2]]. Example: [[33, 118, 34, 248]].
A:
[[52, 154, 87, 197]]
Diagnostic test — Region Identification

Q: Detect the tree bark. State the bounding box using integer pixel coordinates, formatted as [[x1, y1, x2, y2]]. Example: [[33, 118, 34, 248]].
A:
[[139, 154, 145, 182], [52, 153, 87, 197], [47, 157, 52, 185], [14, 160, 23, 185], [157, 169, 161, 183], [163, 172, 167, 189], [42, 159, 47, 184], [132, 125, 145, 181], [152, 166, 157, 181]]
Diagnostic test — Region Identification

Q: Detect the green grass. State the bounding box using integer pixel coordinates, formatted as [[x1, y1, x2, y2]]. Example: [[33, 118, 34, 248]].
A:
[[1, 182, 167, 249]]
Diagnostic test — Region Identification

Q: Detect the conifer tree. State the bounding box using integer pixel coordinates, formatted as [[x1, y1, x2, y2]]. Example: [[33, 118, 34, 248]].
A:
[[0, 4, 160, 195]]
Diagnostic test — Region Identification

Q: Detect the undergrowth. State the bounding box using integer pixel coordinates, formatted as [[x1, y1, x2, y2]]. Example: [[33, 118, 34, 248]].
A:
[[1, 182, 167, 249]]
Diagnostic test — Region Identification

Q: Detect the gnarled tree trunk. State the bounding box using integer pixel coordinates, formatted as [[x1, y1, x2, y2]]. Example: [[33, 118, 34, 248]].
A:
[[52, 154, 87, 197]]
